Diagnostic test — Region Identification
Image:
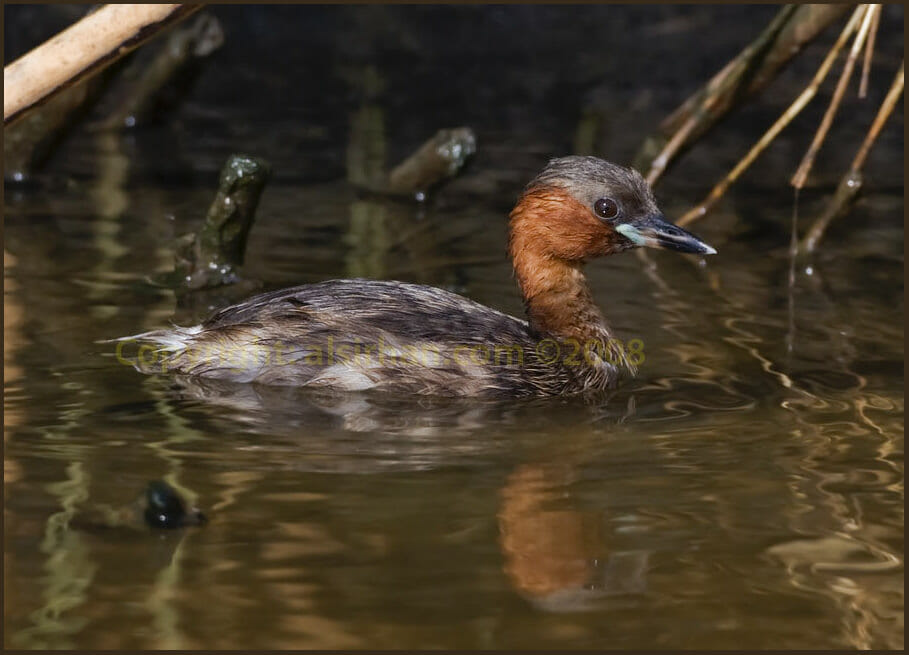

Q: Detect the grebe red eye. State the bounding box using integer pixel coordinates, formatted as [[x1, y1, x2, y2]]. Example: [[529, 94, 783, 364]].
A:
[[594, 198, 619, 220]]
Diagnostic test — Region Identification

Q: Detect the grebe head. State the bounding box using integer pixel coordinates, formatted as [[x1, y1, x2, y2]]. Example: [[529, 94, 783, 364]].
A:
[[510, 156, 716, 261]]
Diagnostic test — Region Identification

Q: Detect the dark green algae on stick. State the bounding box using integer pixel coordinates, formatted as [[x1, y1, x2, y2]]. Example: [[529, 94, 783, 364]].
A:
[[163, 154, 272, 291]]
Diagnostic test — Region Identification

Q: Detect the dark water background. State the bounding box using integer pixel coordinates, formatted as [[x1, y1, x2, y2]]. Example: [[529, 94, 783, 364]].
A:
[[4, 5, 903, 649]]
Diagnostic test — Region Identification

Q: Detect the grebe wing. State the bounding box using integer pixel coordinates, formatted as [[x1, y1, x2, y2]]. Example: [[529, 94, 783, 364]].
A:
[[202, 278, 532, 342]]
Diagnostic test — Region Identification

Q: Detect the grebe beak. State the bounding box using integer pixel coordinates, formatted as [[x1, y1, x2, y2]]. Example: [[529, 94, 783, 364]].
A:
[[616, 214, 717, 255]]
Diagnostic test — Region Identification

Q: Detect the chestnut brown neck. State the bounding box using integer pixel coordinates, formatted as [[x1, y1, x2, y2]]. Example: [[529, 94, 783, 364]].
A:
[[508, 187, 612, 341]]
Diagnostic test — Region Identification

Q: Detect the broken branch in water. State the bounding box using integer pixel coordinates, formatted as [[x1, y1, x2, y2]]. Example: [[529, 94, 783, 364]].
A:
[[677, 6, 866, 227], [635, 4, 850, 185], [170, 155, 271, 291], [801, 60, 903, 253], [352, 127, 477, 200], [3, 4, 202, 126], [381, 127, 477, 199]]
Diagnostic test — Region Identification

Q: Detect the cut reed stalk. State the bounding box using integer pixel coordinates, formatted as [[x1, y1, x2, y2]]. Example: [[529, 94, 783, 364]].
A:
[[791, 4, 878, 190], [801, 60, 903, 253]]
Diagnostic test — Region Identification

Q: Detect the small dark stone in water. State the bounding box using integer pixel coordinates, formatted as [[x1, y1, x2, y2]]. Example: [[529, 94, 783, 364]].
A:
[[144, 480, 207, 529]]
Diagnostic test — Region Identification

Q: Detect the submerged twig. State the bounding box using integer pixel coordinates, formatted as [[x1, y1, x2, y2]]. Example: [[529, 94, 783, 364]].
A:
[[791, 4, 878, 190], [677, 6, 866, 226], [801, 61, 903, 253], [384, 128, 476, 198], [358, 127, 477, 199], [786, 189, 800, 360], [635, 4, 850, 184]]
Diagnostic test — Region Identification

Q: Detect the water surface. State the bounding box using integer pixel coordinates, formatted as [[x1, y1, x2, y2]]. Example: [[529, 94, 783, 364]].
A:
[[4, 5, 903, 649]]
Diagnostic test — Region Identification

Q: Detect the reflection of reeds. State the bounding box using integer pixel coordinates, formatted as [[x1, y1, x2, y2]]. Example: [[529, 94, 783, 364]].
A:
[[14, 463, 96, 649], [4, 250, 24, 480], [86, 130, 131, 313], [4, 118, 205, 645], [634, 211, 901, 647], [634, 250, 729, 380], [146, 539, 187, 649], [121, 377, 207, 648], [344, 71, 467, 286], [345, 200, 392, 279]]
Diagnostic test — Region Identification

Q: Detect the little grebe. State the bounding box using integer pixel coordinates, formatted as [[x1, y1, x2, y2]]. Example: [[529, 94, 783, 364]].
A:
[[124, 156, 715, 397]]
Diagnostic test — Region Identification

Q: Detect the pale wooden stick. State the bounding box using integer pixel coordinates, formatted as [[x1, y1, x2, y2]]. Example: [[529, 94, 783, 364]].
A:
[[790, 4, 877, 189], [677, 5, 865, 227], [801, 61, 903, 253], [4, 4, 202, 125], [859, 4, 881, 99]]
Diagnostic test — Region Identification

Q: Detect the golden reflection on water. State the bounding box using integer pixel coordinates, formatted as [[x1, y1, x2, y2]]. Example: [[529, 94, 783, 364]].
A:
[[13, 463, 95, 649], [4, 250, 24, 480]]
